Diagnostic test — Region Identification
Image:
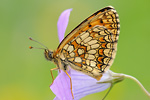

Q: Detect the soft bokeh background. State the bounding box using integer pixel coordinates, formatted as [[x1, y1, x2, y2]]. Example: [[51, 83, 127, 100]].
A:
[[1, 0, 150, 100]]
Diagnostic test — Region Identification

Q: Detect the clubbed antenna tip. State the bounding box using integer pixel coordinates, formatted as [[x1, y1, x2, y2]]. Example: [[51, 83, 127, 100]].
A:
[[29, 37, 32, 40], [29, 46, 33, 49]]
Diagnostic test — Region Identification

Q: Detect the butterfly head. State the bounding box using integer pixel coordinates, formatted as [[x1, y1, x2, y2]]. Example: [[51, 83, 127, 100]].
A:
[[44, 49, 54, 61]]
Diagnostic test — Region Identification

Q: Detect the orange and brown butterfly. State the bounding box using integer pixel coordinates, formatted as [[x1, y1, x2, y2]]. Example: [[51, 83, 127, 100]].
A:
[[30, 6, 120, 98]]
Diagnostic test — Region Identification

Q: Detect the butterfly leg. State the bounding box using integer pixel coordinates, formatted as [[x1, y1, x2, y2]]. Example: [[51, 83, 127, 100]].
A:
[[50, 67, 59, 86], [64, 70, 74, 99]]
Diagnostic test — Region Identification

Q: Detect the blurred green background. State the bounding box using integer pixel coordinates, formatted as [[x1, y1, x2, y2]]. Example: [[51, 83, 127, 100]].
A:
[[1, 0, 150, 100]]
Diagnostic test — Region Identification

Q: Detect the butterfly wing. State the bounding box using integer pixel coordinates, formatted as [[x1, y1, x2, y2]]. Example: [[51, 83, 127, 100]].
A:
[[54, 6, 120, 80]]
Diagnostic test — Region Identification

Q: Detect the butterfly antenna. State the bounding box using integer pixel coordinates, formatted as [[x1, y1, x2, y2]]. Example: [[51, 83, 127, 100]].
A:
[[29, 37, 49, 50], [29, 46, 46, 50], [102, 83, 113, 100]]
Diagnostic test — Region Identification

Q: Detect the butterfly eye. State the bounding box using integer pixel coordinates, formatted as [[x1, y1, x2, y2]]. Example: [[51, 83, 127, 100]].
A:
[[44, 50, 54, 61], [48, 51, 53, 59]]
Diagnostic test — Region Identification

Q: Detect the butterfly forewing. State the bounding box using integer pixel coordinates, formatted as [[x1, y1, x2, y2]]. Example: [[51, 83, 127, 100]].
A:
[[54, 6, 120, 80]]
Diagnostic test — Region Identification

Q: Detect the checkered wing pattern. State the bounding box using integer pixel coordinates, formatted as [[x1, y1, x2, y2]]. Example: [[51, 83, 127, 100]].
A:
[[54, 6, 120, 80]]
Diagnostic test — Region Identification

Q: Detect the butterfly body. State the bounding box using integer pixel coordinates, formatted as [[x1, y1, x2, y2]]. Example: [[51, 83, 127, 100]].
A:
[[45, 6, 120, 81]]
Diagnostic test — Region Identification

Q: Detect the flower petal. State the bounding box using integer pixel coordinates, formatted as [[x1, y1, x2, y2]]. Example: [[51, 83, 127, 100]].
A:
[[57, 9, 72, 43], [50, 71, 73, 100], [71, 70, 111, 100], [53, 97, 59, 100]]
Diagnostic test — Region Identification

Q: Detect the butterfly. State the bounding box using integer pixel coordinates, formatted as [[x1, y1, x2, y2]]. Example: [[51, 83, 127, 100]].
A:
[[30, 6, 120, 98]]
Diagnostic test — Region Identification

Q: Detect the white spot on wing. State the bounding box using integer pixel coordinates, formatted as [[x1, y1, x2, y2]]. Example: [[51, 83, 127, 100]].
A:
[[76, 37, 81, 44], [91, 44, 99, 49], [80, 32, 89, 40], [88, 50, 96, 54], [90, 61, 96, 67], [104, 49, 110, 57], [63, 44, 69, 50], [67, 45, 74, 53], [74, 57, 82, 63], [87, 40, 98, 45], [83, 36, 92, 43], [86, 60, 90, 65], [78, 49, 84, 55], [87, 54, 95, 60], [70, 52, 75, 57]]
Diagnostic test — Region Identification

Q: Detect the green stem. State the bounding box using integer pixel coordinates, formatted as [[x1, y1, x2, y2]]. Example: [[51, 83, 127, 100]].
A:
[[123, 74, 150, 98]]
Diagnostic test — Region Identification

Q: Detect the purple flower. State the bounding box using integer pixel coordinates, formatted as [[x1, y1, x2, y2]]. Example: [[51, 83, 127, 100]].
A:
[[50, 9, 124, 100]]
